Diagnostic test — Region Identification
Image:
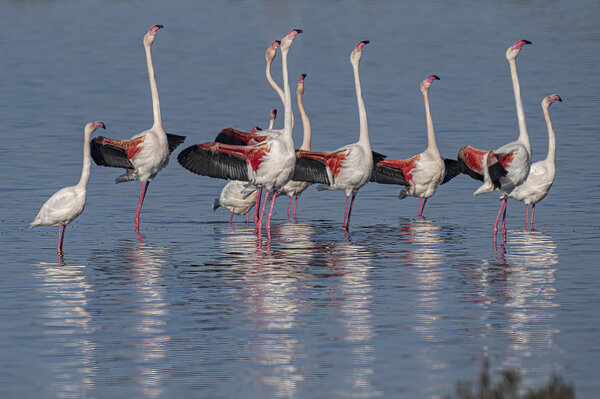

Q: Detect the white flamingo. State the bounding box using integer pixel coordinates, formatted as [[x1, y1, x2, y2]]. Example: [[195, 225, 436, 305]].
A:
[[294, 41, 372, 231], [507, 94, 561, 229], [457, 39, 532, 241], [90, 25, 185, 233], [370, 75, 458, 217], [31, 121, 106, 253], [178, 29, 301, 231], [278, 73, 312, 217]]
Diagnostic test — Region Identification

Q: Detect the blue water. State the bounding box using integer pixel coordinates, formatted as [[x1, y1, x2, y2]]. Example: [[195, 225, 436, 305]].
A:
[[1, 0, 600, 397]]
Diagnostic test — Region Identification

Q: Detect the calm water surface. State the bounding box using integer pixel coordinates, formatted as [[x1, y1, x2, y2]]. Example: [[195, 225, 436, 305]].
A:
[[1, 0, 600, 397]]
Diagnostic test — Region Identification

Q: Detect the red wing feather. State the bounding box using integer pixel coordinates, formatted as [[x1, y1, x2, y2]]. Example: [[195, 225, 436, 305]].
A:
[[458, 145, 488, 174], [199, 142, 270, 172], [377, 155, 419, 182], [296, 149, 348, 178], [97, 136, 145, 159], [494, 151, 515, 168]]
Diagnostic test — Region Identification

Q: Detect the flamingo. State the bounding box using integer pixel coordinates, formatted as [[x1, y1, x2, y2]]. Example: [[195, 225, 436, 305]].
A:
[[457, 39, 532, 241], [370, 75, 460, 216], [178, 29, 301, 231], [213, 108, 278, 224], [278, 74, 312, 217], [31, 121, 106, 253], [89, 25, 185, 234], [294, 40, 373, 231], [507, 94, 561, 230]]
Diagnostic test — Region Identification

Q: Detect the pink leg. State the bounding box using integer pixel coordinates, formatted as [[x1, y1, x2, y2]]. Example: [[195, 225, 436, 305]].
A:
[[287, 196, 292, 218], [254, 188, 262, 226], [229, 210, 234, 224], [493, 196, 507, 235], [259, 189, 270, 226], [342, 195, 350, 229], [266, 190, 278, 230], [417, 197, 423, 217], [293, 197, 299, 216], [501, 198, 508, 233], [530, 204, 536, 230], [344, 195, 357, 231], [134, 181, 150, 232], [57, 223, 66, 253], [525, 204, 529, 230], [246, 213, 249, 225], [419, 197, 429, 217]]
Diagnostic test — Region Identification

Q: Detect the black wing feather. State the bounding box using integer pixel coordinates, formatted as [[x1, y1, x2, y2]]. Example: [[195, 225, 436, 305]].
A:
[[370, 164, 409, 186], [441, 158, 462, 185], [214, 131, 250, 146], [177, 144, 249, 181], [488, 162, 507, 189], [90, 138, 135, 169], [292, 157, 330, 184], [166, 133, 186, 154], [372, 150, 387, 165]]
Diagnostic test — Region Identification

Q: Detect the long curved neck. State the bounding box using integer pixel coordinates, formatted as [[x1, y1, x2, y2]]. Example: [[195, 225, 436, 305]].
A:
[[78, 130, 93, 188], [543, 106, 556, 164], [298, 89, 311, 150], [281, 47, 293, 143], [353, 60, 370, 148], [266, 59, 285, 107], [509, 58, 529, 154], [423, 88, 438, 152], [145, 43, 162, 130]]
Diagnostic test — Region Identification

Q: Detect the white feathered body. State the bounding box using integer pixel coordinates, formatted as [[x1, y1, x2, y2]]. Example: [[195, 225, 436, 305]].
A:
[[474, 141, 530, 196], [507, 159, 554, 205], [320, 143, 373, 197], [401, 148, 444, 199], [248, 132, 296, 191], [116, 128, 169, 183], [30, 185, 86, 228], [214, 180, 258, 215]]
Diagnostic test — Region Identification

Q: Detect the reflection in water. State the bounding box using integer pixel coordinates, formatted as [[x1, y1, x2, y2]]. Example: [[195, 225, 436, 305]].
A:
[[34, 261, 96, 397], [213, 223, 313, 397], [105, 238, 170, 398], [325, 237, 379, 396]]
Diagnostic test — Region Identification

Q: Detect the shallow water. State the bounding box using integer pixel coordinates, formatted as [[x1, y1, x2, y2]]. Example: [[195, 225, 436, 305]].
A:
[[1, 0, 600, 397]]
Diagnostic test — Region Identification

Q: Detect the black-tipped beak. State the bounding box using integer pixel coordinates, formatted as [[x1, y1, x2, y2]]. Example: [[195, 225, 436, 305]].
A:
[[523, 39, 532, 44], [361, 40, 370, 45], [301, 73, 307, 78], [293, 29, 303, 34], [155, 25, 164, 29], [432, 75, 440, 80]]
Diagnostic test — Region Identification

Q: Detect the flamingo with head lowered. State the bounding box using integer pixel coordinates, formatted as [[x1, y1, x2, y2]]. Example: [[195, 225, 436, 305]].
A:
[[178, 29, 302, 231], [31, 121, 106, 253], [89, 25, 185, 234], [370, 75, 460, 216], [507, 94, 561, 230], [457, 39, 532, 242], [293, 40, 373, 231]]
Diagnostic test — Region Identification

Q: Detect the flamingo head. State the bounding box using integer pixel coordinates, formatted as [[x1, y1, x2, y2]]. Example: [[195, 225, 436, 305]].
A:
[[280, 29, 302, 52], [350, 40, 369, 65], [297, 73, 307, 95], [266, 40, 281, 63], [250, 126, 261, 134], [420, 74, 440, 92], [85, 121, 106, 135], [143, 25, 163, 46], [270, 108, 277, 121], [543, 94, 562, 108], [506, 39, 531, 61]]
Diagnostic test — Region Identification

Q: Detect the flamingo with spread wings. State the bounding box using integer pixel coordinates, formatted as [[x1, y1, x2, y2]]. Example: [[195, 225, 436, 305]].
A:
[[89, 25, 185, 233], [178, 29, 302, 231], [293, 41, 373, 231], [457, 39, 532, 242], [370, 75, 460, 216]]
